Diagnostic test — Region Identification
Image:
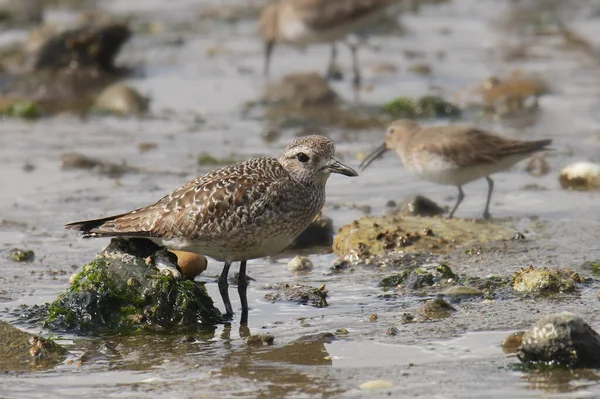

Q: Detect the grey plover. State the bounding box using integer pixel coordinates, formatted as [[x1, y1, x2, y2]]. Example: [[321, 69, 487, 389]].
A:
[[66, 135, 358, 319], [259, 0, 399, 88], [359, 119, 552, 219]]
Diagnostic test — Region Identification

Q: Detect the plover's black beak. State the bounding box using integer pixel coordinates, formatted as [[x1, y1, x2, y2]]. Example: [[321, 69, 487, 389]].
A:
[[328, 159, 358, 177], [359, 143, 387, 170]]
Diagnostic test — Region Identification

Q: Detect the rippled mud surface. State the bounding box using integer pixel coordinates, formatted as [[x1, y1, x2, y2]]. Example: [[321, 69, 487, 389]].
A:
[[2, 0, 600, 397]]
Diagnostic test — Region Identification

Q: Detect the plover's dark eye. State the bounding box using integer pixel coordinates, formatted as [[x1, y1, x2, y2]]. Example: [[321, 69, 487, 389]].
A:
[[296, 152, 310, 163]]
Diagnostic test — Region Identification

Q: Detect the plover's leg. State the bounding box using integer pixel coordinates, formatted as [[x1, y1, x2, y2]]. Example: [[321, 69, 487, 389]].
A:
[[238, 260, 249, 329], [448, 186, 465, 218], [348, 43, 361, 90], [154, 248, 182, 279], [237, 261, 249, 312], [218, 261, 233, 318], [325, 43, 343, 81], [483, 177, 494, 220]]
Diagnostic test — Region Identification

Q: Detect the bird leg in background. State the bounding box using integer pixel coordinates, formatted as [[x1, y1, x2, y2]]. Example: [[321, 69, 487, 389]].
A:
[[348, 43, 361, 90], [326, 43, 343, 81], [449, 186, 465, 218], [219, 261, 234, 318], [483, 177, 494, 220]]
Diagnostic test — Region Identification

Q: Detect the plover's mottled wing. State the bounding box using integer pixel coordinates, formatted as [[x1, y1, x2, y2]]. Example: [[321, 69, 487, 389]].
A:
[[416, 126, 552, 168], [65, 158, 291, 240], [295, 0, 395, 29]]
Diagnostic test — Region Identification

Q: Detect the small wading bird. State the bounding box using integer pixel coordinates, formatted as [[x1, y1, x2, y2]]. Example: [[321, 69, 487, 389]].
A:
[[259, 0, 401, 88], [360, 119, 552, 219], [66, 136, 358, 323]]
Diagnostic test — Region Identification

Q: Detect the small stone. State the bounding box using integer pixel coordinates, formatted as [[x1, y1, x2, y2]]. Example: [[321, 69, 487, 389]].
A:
[[559, 162, 600, 191], [10, 248, 34, 262], [94, 83, 150, 116], [369, 314, 378, 322], [401, 313, 414, 324], [501, 331, 525, 354], [512, 266, 582, 294], [419, 298, 456, 319], [335, 328, 349, 336], [400, 195, 445, 217], [287, 255, 314, 273], [359, 380, 395, 390], [246, 335, 264, 347], [386, 326, 400, 336], [512, 232, 526, 240], [517, 313, 600, 368]]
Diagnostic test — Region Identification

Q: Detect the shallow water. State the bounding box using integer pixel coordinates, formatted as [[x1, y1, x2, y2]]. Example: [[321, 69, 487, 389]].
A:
[[2, 0, 600, 397]]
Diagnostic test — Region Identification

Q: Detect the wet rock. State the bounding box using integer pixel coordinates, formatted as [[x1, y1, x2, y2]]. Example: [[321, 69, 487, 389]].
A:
[[501, 331, 525, 354], [333, 215, 513, 264], [408, 63, 431, 75], [478, 70, 547, 118], [93, 83, 150, 116], [44, 238, 222, 334], [441, 286, 484, 298], [369, 314, 378, 322], [512, 266, 584, 294], [359, 380, 395, 390], [380, 268, 434, 290], [246, 333, 274, 347], [9, 248, 34, 262], [419, 298, 456, 319], [0, 321, 66, 372], [287, 212, 333, 249], [382, 95, 461, 119], [559, 162, 600, 191], [517, 313, 600, 368], [398, 195, 445, 217], [170, 250, 207, 280], [34, 23, 131, 72], [263, 283, 328, 308], [262, 72, 339, 108], [295, 332, 336, 344], [59, 152, 137, 178], [287, 255, 314, 273]]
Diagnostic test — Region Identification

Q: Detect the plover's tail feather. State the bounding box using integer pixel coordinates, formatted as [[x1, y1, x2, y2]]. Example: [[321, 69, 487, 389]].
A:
[[64, 212, 152, 239]]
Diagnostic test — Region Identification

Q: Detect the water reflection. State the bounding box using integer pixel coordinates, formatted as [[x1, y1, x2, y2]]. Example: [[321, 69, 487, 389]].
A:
[[523, 368, 600, 394]]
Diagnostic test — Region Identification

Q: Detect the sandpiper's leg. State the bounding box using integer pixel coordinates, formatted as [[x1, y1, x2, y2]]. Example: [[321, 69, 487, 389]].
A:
[[218, 261, 233, 318], [348, 43, 361, 90], [237, 260, 249, 328], [264, 41, 274, 77], [326, 43, 343, 81], [448, 186, 465, 218], [483, 176, 494, 220]]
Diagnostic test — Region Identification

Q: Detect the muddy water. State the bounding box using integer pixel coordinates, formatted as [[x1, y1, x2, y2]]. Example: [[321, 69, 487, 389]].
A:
[[2, 0, 600, 397]]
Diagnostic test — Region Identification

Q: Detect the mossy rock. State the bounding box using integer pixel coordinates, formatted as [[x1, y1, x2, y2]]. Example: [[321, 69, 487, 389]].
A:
[[45, 238, 222, 335], [382, 95, 461, 119], [333, 215, 514, 263], [0, 321, 66, 372], [512, 266, 584, 294]]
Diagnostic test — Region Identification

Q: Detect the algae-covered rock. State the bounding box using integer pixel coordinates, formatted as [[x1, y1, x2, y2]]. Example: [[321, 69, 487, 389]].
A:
[[512, 266, 584, 294], [333, 215, 513, 264], [263, 283, 328, 308], [10, 248, 35, 262], [382, 95, 461, 119], [517, 313, 600, 368], [0, 321, 66, 372], [45, 238, 221, 334], [559, 162, 600, 191]]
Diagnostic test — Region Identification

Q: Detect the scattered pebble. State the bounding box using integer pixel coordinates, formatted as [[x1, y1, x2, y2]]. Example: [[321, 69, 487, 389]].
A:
[[359, 379, 395, 390], [10, 248, 34, 262], [287, 255, 314, 272], [559, 162, 600, 191]]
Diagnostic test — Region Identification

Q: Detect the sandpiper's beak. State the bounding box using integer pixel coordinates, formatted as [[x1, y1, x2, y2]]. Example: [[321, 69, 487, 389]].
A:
[[359, 143, 387, 170], [327, 159, 358, 177]]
